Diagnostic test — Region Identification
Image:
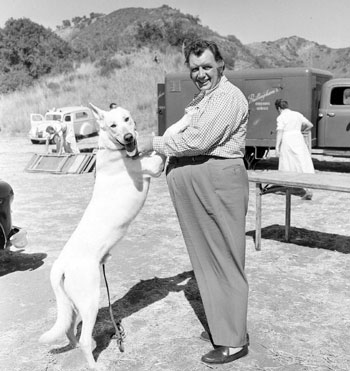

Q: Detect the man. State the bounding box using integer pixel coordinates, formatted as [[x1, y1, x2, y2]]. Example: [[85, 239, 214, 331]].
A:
[[138, 39, 250, 364], [45, 123, 65, 154], [45, 121, 79, 155]]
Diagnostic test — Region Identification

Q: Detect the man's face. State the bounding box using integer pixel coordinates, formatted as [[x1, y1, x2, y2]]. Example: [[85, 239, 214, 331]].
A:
[[188, 49, 222, 92]]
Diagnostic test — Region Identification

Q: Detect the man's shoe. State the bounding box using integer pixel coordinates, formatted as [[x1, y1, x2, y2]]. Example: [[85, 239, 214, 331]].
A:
[[201, 344, 248, 364], [200, 331, 250, 346]]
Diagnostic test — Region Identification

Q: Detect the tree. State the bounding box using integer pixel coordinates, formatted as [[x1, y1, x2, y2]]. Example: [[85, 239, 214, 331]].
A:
[[72, 16, 82, 27], [62, 19, 71, 28], [0, 18, 76, 93]]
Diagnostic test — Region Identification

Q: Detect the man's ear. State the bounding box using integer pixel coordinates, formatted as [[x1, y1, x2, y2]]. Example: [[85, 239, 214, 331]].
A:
[[218, 60, 225, 75]]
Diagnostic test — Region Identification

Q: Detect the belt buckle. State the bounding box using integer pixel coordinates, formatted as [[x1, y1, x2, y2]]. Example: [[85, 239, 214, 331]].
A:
[[191, 156, 196, 162]]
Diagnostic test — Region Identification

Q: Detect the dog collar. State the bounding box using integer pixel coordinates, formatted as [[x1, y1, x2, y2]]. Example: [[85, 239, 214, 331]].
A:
[[98, 146, 126, 151]]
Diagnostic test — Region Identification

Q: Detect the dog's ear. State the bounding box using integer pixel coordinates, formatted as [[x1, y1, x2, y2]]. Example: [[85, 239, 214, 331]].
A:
[[89, 103, 106, 121], [90, 103, 107, 130]]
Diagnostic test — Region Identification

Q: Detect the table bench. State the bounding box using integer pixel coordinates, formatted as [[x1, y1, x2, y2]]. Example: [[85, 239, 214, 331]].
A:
[[248, 170, 350, 251]]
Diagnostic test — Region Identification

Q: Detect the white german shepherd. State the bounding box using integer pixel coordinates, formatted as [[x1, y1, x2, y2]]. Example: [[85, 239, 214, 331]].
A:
[[39, 104, 166, 369]]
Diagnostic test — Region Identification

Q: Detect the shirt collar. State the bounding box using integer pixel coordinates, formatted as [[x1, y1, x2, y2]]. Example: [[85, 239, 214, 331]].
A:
[[203, 75, 227, 96]]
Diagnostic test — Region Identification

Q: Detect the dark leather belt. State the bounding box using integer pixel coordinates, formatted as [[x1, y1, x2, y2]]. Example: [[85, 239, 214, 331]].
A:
[[169, 155, 227, 164]]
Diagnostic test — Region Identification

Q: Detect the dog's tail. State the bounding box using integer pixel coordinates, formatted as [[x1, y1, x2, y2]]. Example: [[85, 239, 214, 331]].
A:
[[39, 261, 75, 344]]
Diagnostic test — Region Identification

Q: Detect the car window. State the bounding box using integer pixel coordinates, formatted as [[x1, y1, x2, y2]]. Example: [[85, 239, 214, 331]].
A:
[[46, 114, 62, 121], [75, 111, 89, 120], [330, 86, 350, 105], [64, 115, 71, 122]]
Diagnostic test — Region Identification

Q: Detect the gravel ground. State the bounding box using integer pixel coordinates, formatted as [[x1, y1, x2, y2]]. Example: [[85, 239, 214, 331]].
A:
[[1, 136, 350, 371]]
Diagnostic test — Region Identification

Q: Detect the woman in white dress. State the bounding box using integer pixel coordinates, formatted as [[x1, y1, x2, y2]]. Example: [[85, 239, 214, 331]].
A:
[[275, 99, 314, 200]]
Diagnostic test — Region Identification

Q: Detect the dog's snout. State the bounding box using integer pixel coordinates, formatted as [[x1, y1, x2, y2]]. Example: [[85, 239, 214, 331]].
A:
[[124, 133, 134, 143]]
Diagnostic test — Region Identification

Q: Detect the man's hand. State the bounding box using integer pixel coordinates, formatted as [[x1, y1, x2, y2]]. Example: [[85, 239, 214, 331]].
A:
[[137, 135, 154, 154]]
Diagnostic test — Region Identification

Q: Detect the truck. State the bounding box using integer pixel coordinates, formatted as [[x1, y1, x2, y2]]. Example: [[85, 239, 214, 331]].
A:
[[157, 67, 350, 166]]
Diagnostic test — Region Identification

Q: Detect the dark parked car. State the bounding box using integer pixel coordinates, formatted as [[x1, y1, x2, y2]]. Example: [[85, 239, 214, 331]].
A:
[[0, 180, 27, 249]]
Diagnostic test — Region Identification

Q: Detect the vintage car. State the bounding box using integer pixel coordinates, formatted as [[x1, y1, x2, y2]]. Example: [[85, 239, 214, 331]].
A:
[[29, 106, 99, 144]]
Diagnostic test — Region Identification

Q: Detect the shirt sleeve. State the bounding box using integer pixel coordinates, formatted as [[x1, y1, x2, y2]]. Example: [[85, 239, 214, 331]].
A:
[[53, 123, 64, 137], [153, 89, 245, 157], [276, 116, 284, 131]]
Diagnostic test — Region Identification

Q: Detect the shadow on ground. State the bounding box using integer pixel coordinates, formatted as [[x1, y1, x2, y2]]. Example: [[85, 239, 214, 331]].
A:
[[0, 250, 47, 276], [48, 271, 207, 361], [92, 270, 206, 361], [246, 224, 350, 253]]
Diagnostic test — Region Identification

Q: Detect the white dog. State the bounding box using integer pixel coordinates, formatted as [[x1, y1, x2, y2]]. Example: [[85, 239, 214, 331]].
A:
[[39, 104, 166, 369]]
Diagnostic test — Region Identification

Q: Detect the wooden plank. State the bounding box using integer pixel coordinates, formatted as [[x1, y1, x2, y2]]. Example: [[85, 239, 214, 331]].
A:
[[25, 154, 96, 174], [80, 155, 96, 173], [66, 155, 88, 174], [60, 156, 76, 173], [255, 183, 262, 251], [249, 170, 350, 250], [26, 154, 69, 173], [25, 154, 40, 171], [248, 170, 350, 193], [285, 188, 291, 242], [76, 154, 95, 174], [56, 156, 71, 172]]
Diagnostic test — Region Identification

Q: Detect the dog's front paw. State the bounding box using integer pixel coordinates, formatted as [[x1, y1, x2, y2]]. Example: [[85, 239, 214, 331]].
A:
[[140, 153, 166, 177]]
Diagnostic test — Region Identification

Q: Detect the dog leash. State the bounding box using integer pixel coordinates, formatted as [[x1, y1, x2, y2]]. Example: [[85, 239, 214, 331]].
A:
[[102, 263, 126, 352]]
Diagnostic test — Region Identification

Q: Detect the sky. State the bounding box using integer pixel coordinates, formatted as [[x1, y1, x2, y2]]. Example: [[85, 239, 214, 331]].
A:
[[1, 0, 350, 49]]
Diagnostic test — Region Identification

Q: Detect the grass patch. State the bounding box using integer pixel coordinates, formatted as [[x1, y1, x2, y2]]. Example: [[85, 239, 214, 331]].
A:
[[0, 48, 187, 135]]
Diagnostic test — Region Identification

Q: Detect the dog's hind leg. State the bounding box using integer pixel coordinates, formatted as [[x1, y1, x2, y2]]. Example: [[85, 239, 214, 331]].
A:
[[78, 298, 100, 369], [40, 261, 75, 344], [67, 265, 101, 369], [66, 310, 78, 347]]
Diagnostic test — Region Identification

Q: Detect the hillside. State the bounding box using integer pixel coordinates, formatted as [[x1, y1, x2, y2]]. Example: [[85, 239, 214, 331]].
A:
[[55, 7, 350, 77], [56, 5, 261, 70], [1, 5, 350, 96], [246, 36, 350, 77], [1, 6, 350, 136]]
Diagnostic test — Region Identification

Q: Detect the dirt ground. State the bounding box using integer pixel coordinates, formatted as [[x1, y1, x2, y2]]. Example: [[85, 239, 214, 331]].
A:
[[1, 136, 350, 371]]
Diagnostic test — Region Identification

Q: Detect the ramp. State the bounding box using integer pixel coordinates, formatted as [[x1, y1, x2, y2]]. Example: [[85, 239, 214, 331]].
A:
[[25, 153, 96, 174]]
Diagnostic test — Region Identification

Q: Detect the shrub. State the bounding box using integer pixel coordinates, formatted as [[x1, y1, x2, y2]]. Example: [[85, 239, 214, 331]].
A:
[[98, 58, 121, 77], [97, 57, 130, 77], [46, 81, 60, 91], [0, 18, 77, 93], [0, 70, 33, 93]]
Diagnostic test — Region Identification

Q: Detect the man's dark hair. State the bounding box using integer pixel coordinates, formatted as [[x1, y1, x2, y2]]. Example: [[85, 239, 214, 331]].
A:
[[275, 99, 289, 110], [46, 126, 55, 133], [184, 39, 224, 65], [109, 103, 117, 109]]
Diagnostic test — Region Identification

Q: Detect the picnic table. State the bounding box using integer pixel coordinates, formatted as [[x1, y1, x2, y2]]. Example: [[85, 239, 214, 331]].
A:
[[248, 170, 350, 251]]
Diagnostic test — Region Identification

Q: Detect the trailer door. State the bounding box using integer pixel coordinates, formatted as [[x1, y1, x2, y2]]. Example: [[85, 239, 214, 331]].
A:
[[245, 78, 283, 147], [157, 83, 166, 135], [320, 85, 350, 147]]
